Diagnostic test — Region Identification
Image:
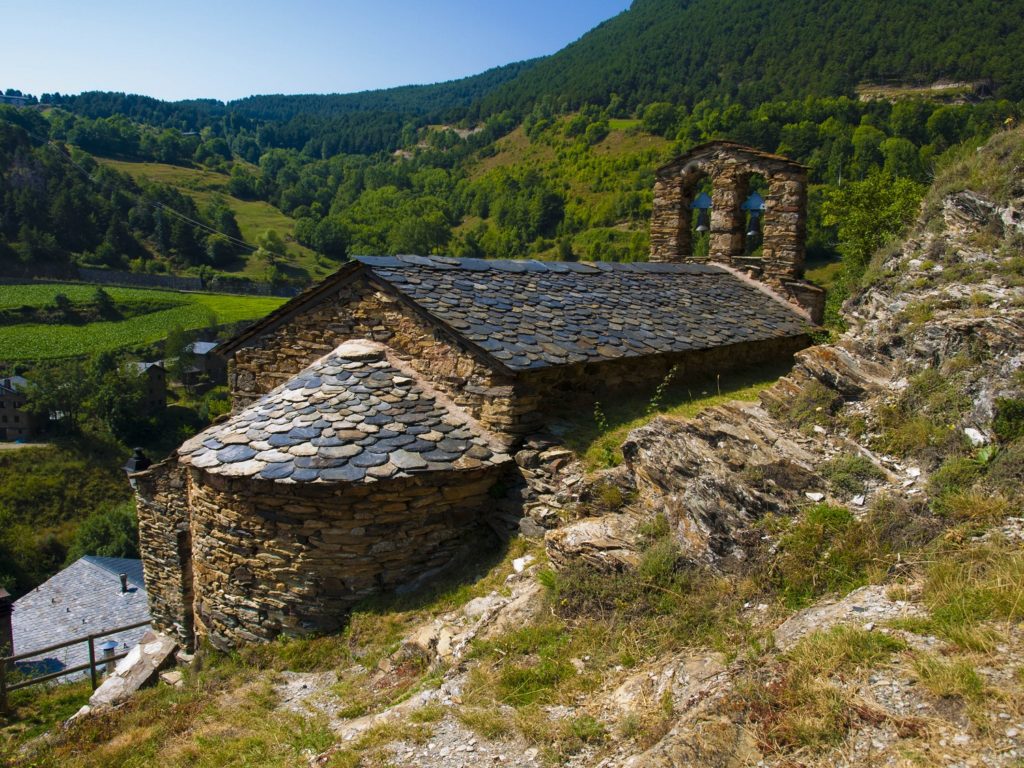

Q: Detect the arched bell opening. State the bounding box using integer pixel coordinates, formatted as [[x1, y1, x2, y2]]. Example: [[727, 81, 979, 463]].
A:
[[736, 172, 769, 272], [673, 168, 712, 261], [687, 176, 713, 261]]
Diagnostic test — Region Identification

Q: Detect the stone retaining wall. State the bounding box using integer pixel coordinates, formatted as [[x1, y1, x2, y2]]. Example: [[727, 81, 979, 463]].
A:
[[184, 464, 503, 649], [228, 275, 532, 438]]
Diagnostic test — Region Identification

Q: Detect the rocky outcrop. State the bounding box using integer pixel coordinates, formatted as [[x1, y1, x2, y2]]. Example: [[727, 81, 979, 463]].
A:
[[545, 514, 641, 571]]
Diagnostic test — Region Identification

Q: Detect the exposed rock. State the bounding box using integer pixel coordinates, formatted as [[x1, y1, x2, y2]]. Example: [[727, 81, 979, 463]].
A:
[[608, 652, 728, 718], [620, 711, 762, 768], [89, 631, 178, 708], [545, 514, 641, 571], [773, 585, 926, 652]]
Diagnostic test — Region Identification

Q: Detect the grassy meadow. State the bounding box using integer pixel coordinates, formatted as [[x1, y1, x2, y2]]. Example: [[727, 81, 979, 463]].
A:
[[98, 159, 331, 281], [0, 283, 284, 360]]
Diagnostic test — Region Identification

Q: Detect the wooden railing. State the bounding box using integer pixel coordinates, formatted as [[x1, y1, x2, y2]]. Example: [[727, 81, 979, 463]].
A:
[[0, 619, 150, 713]]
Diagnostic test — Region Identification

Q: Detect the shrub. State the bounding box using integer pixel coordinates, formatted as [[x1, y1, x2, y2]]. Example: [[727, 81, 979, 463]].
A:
[[741, 626, 906, 752], [820, 453, 885, 495], [986, 438, 1024, 499], [64, 502, 139, 563], [928, 455, 983, 498], [993, 397, 1024, 442], [768, 380, 841, 430], [912, 655, 985, 701], [916, 539, 1024, 650], [769, 504, 890, 608]]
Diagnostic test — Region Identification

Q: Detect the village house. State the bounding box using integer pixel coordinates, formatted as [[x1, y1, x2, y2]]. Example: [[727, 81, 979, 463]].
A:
[[0, 375, 38, 441], [130, 142, 823, 650], [8, 556, 151, 678], [130, 362, 167, 415], [183, 340, 227, 386]]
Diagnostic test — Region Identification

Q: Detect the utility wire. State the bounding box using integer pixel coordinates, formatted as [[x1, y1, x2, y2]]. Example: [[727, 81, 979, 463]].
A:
[[13, 119, 260, 252]]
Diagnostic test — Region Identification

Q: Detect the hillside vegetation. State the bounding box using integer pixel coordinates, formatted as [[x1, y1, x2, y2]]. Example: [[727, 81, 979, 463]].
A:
[[97, 159, 329, 281], [3, 0, 1024, 287], [7, 122, 1024, 768], [478, 0, 1024, 113]]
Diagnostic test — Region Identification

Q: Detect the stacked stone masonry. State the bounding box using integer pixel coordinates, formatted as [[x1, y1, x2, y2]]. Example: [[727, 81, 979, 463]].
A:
[[133, 460, 194, 649], [188, 466, 501, 648], [228, 275, 528, 437]]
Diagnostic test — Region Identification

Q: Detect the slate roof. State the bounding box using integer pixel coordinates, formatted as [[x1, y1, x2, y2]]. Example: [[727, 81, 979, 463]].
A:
[[186, 341, 219, 355], [0, 375, 29, 395], [354, 255, 810, 371], [179, 340, 510, 484], [130, 361, 164, 374], [12, 557, 151, 677]]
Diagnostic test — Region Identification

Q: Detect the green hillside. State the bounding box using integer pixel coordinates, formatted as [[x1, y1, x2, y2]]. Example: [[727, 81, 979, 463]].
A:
[[97, 159, 330, 281], [480, 0, 1024, 114]]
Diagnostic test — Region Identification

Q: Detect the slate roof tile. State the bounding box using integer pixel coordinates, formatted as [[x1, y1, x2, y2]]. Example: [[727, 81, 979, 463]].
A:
[[179, 340, 509, 484], [354, 255, 809, 371]]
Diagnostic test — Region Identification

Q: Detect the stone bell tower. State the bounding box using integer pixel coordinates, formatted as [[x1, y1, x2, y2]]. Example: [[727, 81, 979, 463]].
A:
[[650, 141, 824, 322]]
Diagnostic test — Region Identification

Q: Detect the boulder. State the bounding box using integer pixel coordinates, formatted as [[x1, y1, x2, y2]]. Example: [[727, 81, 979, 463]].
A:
[[89, 631, 178, 708]]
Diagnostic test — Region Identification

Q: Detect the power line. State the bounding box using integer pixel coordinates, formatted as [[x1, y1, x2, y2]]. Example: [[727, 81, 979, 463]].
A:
[[11, 119, 259, 253]]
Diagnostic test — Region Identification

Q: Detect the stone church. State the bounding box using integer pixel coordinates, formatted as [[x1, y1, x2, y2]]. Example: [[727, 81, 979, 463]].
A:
[[131, 141, 822, 649]]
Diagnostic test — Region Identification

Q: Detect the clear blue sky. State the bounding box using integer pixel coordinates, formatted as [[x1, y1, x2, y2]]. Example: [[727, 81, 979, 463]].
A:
[[2, 1, 632, 102]]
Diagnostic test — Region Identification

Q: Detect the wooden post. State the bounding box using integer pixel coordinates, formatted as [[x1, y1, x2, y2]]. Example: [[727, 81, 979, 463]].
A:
[[0, 659, 7, 715], [88, 636, 97, 691]]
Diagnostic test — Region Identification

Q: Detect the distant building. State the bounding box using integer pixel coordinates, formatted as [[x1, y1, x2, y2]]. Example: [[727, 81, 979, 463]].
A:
[[0, 375, 38, 441], [130, 362, 167, 414], [11, 557, 152, 678], [0, 94, 31, 108], [184, 341, 227, 385]]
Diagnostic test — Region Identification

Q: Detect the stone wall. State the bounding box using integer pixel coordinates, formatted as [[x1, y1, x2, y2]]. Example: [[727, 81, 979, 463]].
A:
[[184, 464, 504, 649], [519, 334, 811, 415], [132, 460, 195, 649], [228, 275, 533, 439]]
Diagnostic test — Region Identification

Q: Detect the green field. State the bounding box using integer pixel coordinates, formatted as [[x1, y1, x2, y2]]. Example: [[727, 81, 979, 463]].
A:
[[607, 118, 642, 130], [0, 283, 284, 360], [98, 159, 332, 281]]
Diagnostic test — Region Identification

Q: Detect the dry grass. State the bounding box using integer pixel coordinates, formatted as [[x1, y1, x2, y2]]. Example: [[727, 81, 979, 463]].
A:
[[739, 626, 907, 753]]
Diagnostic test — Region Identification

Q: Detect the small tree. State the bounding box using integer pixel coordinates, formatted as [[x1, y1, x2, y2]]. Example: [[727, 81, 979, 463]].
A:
[[65, 503, 139, 562], [165, 324, 193, 385], [90, 366, 149, 442], [821, 171, 925, 278], [23, 359, 92, 432], [92, 286, 116, 318]]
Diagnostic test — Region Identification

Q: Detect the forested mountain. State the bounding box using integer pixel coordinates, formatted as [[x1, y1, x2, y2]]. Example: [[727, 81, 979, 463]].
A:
[[4, 0, 1024, 284], [0, 108, 251, 276], [476, 0, 1024, 115], [43, 0, 1024, 132], [42, 61, 537, 156]]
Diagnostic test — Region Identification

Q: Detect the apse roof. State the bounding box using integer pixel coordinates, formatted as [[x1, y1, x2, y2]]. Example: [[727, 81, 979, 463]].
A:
[[179, 340, 510, 484]]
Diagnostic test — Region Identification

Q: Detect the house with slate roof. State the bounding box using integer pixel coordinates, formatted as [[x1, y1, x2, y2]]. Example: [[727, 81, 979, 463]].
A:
[[130, 142, 820, 649], [0, 375, 38, 441], [11, 557, 151, 678], [129, 362, 167, 415]]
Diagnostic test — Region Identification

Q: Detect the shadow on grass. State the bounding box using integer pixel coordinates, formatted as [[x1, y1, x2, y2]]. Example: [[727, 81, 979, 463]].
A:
[[558, 360, 794, 471]]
